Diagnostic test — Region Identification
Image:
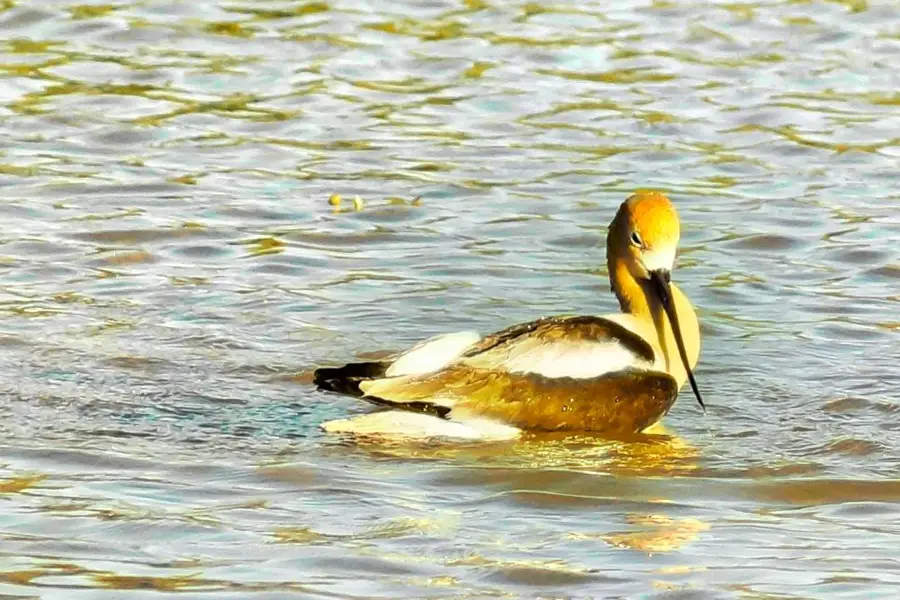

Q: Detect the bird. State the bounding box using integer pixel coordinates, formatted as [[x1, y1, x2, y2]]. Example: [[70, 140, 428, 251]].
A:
[[313, 190, 704, 440]]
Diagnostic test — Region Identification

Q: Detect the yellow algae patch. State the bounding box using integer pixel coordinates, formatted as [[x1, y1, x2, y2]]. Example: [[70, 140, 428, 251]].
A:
[[242, 237, 285, 257], [8, 39, 61, 53], [640, 111, 677, 125], [203, 21, 255, 38], [0, 164, 40, 176], [227, 2, 330, 19], [68, 208, 144, 221], [464, 61, 493, 78], [87, 319, 135, 336], [537, 67, 675, 84], [169, 276, 208, 286], [1, 569, 46, 585], [1, 564, 83, 586], [0, 473, 46, 494], [70, 4, 117, 19], [53, 291, 95, 305], [168, 174, 198, 185], [374, 19, 465, 41], [273, 527, 326, 544], [837, 0, 868, 13], [93, 574, 212, 591]]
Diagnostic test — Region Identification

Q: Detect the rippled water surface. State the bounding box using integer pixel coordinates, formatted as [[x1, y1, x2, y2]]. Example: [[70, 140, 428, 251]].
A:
[[1, 0, 900, 597]]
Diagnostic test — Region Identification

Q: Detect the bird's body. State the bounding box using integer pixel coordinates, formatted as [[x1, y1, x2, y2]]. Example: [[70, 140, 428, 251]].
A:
[[314, 191, 704, 440]]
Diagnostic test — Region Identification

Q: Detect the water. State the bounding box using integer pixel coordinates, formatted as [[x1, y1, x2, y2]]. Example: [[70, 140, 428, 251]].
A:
[[1, 0, 899, 597]]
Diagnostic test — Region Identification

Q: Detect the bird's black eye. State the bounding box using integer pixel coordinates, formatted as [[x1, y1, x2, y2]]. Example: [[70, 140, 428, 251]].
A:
[[630, 231, 642, 247]]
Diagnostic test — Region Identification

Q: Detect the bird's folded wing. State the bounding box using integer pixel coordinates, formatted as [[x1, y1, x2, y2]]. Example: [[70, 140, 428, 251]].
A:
[[362, 365, 677, 433], [458, 315, 657, 378], [359, 315, 673, 433]]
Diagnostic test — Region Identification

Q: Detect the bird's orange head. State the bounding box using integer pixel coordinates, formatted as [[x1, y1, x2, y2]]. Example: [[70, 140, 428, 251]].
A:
[[609, 190, 681, 279]]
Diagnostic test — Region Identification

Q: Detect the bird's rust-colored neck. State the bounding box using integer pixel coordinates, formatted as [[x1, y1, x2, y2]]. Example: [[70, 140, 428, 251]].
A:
[[609, 257, 652, 319], [606, 205, 655, 319]]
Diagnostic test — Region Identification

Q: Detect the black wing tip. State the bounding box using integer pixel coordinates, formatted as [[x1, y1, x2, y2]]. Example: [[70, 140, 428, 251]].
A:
[[313, 361, 389, 397]]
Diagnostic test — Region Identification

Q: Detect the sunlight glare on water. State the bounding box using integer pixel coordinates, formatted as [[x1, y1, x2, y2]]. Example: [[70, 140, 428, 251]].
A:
[[1, 0, 900, 598]]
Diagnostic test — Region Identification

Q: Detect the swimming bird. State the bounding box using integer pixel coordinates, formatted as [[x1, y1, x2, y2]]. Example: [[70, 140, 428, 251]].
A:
[[314, 190, 703, 440]]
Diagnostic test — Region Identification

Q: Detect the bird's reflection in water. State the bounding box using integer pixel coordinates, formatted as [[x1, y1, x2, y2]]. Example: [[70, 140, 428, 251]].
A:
[[330, 422, 698, 475], [324, 423, 708, 552]]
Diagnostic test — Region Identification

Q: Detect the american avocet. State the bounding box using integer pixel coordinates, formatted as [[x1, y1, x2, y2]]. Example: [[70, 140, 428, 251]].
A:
[[314, 191, 703, 440]]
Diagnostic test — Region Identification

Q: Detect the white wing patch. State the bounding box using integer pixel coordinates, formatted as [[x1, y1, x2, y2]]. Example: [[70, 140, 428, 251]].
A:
[[466, 339, 652, 379], [385, 330, 481, 377]]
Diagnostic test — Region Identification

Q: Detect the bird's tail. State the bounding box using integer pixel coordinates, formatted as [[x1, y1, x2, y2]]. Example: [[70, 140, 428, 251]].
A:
[[313, 361, 390, 397]]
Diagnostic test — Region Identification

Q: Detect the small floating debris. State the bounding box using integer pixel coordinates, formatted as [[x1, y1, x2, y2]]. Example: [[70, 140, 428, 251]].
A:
[[328, 193, 423, 213], [169, 174, 198, 185], [328, 193, 363, 212], [245, 236, 285, 257]]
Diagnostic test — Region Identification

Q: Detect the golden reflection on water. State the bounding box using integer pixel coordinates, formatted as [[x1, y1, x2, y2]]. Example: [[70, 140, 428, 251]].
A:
[[339, 422, 699, 476], [599, 514, 710, 553], [326, 422, 711, 554]]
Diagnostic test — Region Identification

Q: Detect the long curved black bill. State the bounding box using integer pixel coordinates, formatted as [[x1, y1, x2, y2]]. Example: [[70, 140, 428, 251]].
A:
[[649, 269, 705, 412]]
